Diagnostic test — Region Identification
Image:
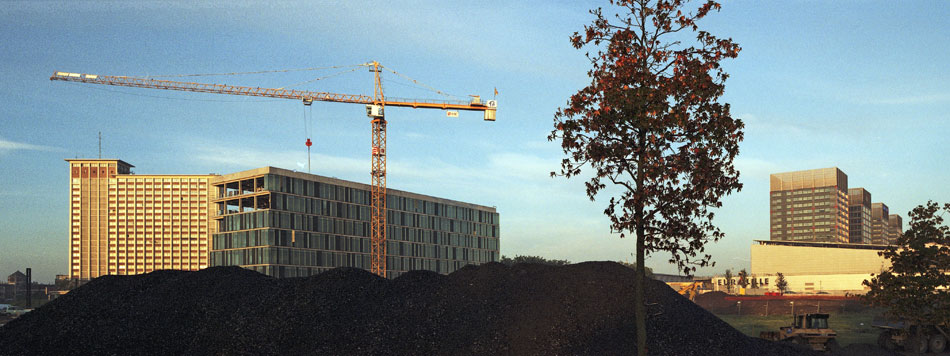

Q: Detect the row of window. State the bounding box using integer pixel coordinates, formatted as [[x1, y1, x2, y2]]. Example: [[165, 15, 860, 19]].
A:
[[213, 229, 499, 257], [770, 187, 837, 197], [233, 174, 499, 224], [219, 210, 499, 240]]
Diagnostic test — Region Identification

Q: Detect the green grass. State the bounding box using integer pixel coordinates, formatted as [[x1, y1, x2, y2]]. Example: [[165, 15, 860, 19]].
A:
[[714, 309, 885, 347]]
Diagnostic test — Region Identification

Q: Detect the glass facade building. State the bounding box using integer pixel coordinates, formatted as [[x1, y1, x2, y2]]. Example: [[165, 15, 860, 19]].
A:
[[847, 188, 872, 244], [210, 167, 500, 278], [887, 214, 903, 244], [871, 203, 890, 245], [769, 168, 849, 243]]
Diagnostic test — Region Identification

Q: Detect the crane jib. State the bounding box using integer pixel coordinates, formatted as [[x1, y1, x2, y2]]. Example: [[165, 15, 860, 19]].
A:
[[50, 71, 497, 114]]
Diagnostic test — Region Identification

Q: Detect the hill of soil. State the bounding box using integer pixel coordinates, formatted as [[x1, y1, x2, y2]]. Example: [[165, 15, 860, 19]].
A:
[[0, 262, 825, 355]]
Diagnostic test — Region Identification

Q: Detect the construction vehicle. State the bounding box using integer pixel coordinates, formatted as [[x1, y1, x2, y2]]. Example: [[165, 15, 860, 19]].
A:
[[759, 313, 838, 351], [51, 62, 497, 279], [670, 281, 702, 301], [872, 315, 949, 353]]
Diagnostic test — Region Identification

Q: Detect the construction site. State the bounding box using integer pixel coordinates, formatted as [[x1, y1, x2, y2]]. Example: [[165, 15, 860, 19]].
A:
[[0, 62, 925, 356], [4, 1, 949, 354]]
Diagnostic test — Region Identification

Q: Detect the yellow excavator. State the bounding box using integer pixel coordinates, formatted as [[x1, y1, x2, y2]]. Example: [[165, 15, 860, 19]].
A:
[[669, 282, 702, 301]]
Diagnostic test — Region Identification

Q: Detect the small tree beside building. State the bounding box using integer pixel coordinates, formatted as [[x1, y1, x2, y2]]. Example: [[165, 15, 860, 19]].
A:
[[737, 269, 749, 289], [775, 272, 788, 293]]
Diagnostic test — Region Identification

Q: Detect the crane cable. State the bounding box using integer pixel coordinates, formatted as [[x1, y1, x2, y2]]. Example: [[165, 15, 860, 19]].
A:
[[129, 64, 367, 78], [303, 102, 314, 173], [380, 65, 462, 100], [278, 66, 363, 89]]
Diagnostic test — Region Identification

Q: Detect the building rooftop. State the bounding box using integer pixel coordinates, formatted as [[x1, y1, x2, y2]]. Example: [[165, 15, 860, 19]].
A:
[[753, 239, 887, 251], [215, 166, 497, 212], [769, 167, 847, 191], [65, 158, 135, 168]]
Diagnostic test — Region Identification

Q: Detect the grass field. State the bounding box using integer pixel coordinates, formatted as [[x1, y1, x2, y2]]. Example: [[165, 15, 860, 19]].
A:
[[714, 309, 885, 347]]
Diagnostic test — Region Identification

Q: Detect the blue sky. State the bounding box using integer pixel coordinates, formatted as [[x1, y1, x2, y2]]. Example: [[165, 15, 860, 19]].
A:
[[1, 1, 948, 283]]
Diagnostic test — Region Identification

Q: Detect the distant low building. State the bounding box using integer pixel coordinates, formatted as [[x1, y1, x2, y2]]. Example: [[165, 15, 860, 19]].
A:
[[1, 271, 28, 303]]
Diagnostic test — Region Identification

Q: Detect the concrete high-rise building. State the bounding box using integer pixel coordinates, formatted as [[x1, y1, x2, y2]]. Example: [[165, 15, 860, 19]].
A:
[[769, 168, 849, 243], [210, 167, 500, 278], [847, 188, 873, 244], [887, 214, 903, 244], [67, 159, 216, 280], [68, 159, 133, 279], [870, 203, 890, 245]]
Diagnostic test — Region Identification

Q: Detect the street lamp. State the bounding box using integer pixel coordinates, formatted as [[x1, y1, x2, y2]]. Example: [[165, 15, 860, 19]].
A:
[[737, 301, 742, 315]]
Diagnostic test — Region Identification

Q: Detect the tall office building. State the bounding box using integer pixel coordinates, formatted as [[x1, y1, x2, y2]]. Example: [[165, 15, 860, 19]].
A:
[[68, 159, 134, 279], [67, 159, 216, 280], [210, 167, 500, 278], [887, 214, 903, 244], [847, 188, 872, 244], [870, 203, 890, 245], [769, 168, 849, 243]]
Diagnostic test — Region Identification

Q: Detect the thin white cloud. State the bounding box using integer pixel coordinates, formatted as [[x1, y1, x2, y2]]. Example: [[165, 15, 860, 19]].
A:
[[0, 138, 63, 153], [874, 93, 950, 105], [734, 157, 782, 181], [403, 132, 429, 140], [738, 113, 808, 136], [187, 142, 366, 178]]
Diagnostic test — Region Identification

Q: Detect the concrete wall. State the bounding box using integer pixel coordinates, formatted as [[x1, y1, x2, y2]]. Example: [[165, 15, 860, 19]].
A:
[[751, 243, 889, 276]]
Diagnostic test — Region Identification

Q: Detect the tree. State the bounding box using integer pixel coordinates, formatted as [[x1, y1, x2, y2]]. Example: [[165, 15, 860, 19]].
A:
[[863, 201, 950, 328], [724, 269, 733, 293], [550, 1, 741, 354], [737, 269, 749, 289], [750, 274, 758, 289], [499, 255, 571, 266], [775, 273, 788, 293]]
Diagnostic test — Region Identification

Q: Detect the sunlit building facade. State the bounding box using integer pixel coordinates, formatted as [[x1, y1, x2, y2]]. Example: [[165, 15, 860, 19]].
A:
[[67, 159, 215, 280], [210, 167, 500, 278], [887, 214, 903, 244], [769, 168, 850, 243], [871, 203, 890, 245]]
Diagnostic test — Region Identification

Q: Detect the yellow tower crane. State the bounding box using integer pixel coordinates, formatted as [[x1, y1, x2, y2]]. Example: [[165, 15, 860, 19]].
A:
[[51, 61, 497, 278]]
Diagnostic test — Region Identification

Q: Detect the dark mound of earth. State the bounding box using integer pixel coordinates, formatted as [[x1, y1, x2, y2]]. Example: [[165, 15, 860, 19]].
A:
[[0, 262, 822, 355]]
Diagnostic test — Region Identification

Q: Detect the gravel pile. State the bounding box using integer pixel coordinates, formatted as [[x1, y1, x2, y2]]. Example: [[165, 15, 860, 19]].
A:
[[1, 262, 825, 355]]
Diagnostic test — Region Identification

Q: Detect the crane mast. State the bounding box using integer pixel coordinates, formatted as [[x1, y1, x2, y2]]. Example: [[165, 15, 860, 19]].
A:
[[368, 62, 388, 277], [51, 62, 496, 278]]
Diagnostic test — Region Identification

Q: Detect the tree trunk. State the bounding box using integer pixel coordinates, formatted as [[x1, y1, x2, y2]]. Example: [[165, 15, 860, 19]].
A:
[[635, 129, 647, 356], [636, 227, 647, 356]]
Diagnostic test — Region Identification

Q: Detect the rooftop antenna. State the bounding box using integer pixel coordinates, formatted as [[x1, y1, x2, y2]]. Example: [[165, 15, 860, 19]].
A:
[[98, 131, 102, 159]]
